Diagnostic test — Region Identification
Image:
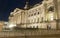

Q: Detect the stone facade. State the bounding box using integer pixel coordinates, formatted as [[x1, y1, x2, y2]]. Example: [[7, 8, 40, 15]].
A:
[[9, 0, 60, 29], [0, 21, 4, 31], [57, 0, 60, 29]]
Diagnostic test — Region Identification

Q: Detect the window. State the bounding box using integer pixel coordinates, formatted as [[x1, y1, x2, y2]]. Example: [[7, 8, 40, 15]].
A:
[[47, 24, 51, 30], [50, 15, 53, 21], [36, 18, 38, 23], [34, 19, 36, 23], [38, 12, 39, 14], [48, 13, 54, 21], [32, 19, 34, 23], [28, 20, 30, 23], [28, 15, 30, 17], [34, 13, 35, 15], [41, 17, 43, 22], [30, 26, 32, 28], [31, 14, 33, 16], [36, 26, 38, 28], [48, 6, 54, 12], [33, 26, 35, 28], [37, 18, 39, 23]]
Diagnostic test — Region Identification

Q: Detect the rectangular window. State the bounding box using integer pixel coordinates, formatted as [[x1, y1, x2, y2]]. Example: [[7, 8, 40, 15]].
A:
[[28, 15, 30, 17], [31, 14, 33, 16], [37, 18, 39, 23], [38, 12, 39, 14], [34, 13, 36, 15]]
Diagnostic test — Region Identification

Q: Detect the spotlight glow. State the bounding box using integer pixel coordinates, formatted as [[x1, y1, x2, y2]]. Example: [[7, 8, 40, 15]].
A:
[[9, 23, 16, 28]]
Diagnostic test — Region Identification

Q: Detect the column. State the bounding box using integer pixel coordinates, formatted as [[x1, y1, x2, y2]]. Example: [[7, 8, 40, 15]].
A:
[[53, 0, 59, 29]]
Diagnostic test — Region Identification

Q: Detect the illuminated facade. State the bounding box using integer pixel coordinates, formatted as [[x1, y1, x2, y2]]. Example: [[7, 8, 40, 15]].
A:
[[43, 0, 60, 29], [0, 21, 4, 31], [9, 0, 60, 29], [27, 4, 46, 29]]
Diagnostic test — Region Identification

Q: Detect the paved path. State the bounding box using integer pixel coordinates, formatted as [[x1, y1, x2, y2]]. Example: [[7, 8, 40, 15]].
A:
[[0, 29, 60, 38]]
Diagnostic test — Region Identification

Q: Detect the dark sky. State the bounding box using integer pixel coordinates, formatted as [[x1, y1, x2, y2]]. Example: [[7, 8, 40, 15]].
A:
[[0, 0, 43, 21]]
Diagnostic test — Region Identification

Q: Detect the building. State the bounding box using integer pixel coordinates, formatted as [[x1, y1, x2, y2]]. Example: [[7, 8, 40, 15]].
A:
[[27, 4, 46, 28], [0, 21, 5, 31], [56, 0, 60, 29], [9, 0, 60, 29], [9, 8, 25, 28], [43, 0, 60, 29]]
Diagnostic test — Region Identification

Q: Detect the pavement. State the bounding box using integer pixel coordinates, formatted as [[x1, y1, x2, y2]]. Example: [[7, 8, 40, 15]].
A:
[[0, 29, 60, 38]]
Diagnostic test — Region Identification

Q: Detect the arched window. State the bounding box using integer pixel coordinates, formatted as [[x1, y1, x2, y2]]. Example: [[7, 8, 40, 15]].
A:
[[48, 6, 54, 12], [38, 12, 39, 14]]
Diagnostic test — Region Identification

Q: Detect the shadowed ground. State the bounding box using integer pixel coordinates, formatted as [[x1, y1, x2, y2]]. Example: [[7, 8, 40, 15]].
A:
[[0, 29, 60, 38]]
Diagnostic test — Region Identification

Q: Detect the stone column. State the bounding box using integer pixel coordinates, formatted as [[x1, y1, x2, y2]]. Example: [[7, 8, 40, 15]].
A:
[[58, 0, 60, 29], [43, 1, 48, 21], [53, 0, 59, 29]]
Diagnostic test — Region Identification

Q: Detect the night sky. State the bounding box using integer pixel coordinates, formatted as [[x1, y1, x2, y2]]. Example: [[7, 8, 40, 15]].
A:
[[0, 0, 43, 21]]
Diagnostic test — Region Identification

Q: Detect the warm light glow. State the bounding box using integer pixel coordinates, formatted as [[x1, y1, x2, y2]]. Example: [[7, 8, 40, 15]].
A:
[[9, 23, 16, 28], [47, 13, 54, 21], [51, 15, 53, 21]]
